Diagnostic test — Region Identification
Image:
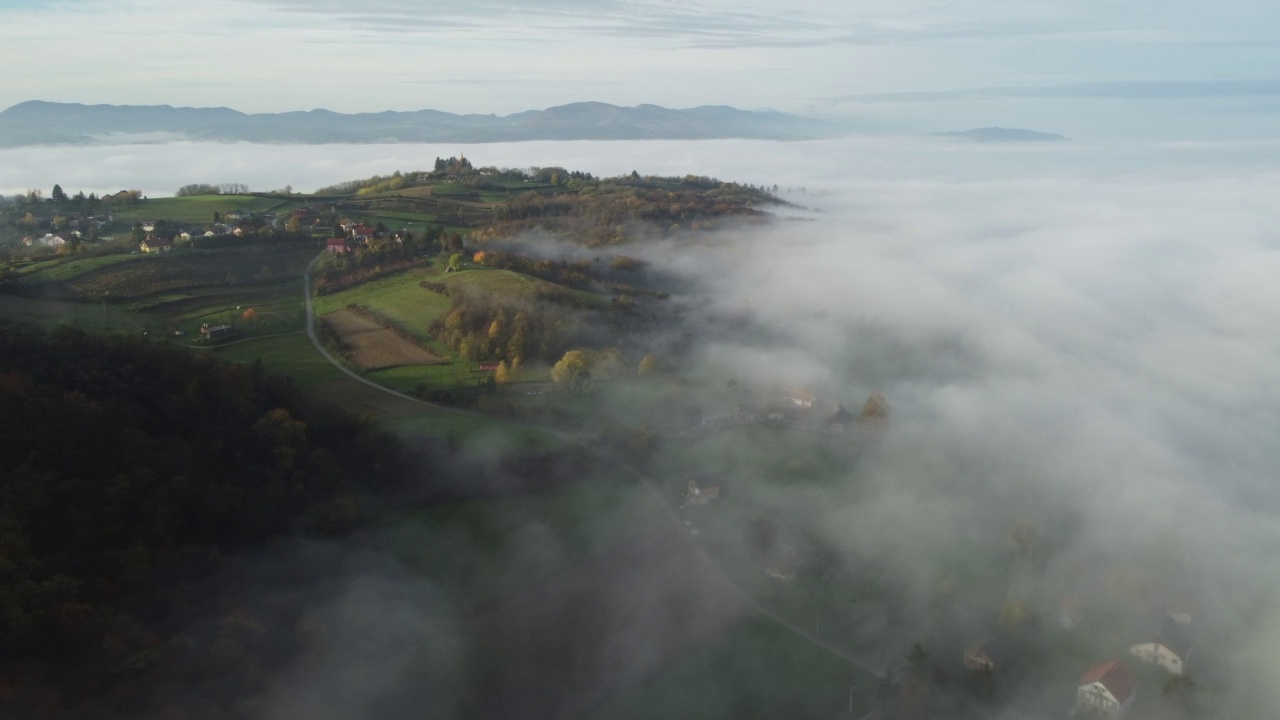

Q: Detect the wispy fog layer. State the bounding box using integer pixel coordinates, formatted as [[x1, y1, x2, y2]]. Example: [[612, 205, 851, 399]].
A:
[[11, 136, 1279, 714], [649, 137, 1280, 715]]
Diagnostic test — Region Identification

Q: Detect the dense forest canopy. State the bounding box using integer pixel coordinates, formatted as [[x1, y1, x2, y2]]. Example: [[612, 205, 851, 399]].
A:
[[0, 322, 400, 713]]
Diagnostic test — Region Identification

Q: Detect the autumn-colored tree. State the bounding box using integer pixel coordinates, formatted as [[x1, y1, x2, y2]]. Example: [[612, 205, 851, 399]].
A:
[[494, 360, 512, 384], [473, 251, 488, 265], [860, 393, 890, 423], [999, 601, 1027, 632], [285, 216, 302, 233], [448, 252, 464, 271], [241, 307, 257, 322], [552, 350, 591, 388], [637, 354, 659, 377]]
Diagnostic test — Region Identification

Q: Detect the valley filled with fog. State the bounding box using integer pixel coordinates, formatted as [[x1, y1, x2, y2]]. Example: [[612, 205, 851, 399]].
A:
[[5, 135, 1279, 717]]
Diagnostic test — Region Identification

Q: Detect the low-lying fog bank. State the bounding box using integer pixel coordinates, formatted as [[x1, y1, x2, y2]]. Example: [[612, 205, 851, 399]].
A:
[[8, 135, 1277, 716]]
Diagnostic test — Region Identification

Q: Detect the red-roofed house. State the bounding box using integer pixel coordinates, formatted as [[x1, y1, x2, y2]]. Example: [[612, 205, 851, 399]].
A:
[[1076, 660, 1135, 719], [326, 238, 349, 253]]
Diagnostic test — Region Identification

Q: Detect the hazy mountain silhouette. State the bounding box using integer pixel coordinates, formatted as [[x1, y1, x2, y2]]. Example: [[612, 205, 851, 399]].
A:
[[0, 100, 850, 146]]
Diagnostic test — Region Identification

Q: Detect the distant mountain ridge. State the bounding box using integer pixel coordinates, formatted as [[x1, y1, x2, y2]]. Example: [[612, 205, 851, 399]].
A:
[[937, 127, 1068, 142], [0, 100, 849, 146]]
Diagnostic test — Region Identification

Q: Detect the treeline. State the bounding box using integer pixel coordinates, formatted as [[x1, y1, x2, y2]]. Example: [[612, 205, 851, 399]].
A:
[[311, 229, 452, 295], [312, 159, 594, 197], [427, 285, 589, 364], [481, 177, 776, 245], [471, 249, 661, 298], [174, 183, 249, 196], [0, 323, 401, 696], [313, 158, 469, 195]]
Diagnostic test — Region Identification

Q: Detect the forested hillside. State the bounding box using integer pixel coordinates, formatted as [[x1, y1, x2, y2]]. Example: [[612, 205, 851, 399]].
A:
[[0, 322, 400, 716]]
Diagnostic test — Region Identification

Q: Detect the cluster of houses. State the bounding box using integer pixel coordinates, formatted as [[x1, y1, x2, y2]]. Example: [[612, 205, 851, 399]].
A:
[[325, 217, 404, 254], [963, 604, 1197, 718], [727, 388, 889, 433]]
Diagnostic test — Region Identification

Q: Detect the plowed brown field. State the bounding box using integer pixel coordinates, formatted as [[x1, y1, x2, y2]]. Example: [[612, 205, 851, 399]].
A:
[[324, 309, 441, 369]]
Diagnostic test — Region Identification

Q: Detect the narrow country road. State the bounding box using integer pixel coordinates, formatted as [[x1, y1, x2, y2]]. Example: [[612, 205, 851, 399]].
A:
[[302, 252, 888, 681]]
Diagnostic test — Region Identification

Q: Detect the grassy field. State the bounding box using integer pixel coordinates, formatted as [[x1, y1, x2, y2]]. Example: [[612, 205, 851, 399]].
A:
[[587, 617, 878, 720], [209, 332, 342, 387], [365, 363, 490, 392], [383, 409, 562, 451], [14, 253, 140, 282], [313, 265, 453, 342], [0, 293, 148, 333], [110, 195, 288, 224]]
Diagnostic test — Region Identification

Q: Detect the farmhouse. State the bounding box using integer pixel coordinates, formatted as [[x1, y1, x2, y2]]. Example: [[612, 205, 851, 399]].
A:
[[140, 237, 172, 253], [1076, 660, 1136, 719], [326, 238, 349, 253], [349, 224, 376, 241], [199, 323, 234, 340], [685, 474, 722, 506], [963, 638, 1008, 672]]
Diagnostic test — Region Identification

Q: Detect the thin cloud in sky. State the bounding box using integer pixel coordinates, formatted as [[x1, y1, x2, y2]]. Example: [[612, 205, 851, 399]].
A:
[[0, 0, 1278, 136], [830, 78, 1280, 104]]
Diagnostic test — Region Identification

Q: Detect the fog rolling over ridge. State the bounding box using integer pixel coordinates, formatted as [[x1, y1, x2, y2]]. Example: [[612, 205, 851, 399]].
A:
[[169, 137, 1280, 717], [664, 139, 1280, 715], [5, 135, 1279, 717]]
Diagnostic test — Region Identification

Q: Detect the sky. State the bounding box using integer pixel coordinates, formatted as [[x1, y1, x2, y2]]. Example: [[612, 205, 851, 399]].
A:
[[2, 0, 1280, 138]]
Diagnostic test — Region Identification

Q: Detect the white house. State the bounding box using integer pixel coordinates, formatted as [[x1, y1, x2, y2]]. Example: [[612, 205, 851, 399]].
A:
[[37, 234, 67, 247], [1129, 640, 1189, 676], [684, 475, 721, 506], [783, 388, 815, 408], [1077, 660, 1136, 720]]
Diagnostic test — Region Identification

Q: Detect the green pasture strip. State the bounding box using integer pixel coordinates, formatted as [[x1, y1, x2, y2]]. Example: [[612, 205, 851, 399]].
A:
[[209, 332, 341, 387], [383, 411, 561, 451], [110, 195, 288, 223], [587, 618, 877, 720]]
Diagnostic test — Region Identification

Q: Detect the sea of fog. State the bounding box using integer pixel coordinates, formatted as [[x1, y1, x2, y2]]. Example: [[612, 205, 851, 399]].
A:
[[6, 136, 1280, 711]]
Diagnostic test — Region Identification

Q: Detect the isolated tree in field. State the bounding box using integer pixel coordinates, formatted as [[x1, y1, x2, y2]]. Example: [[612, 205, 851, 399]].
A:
[[51, 184, 67, 203], [242, 307, 257, 322], [494, 361, 512, 384], [552, 350, 591, 388], [473, 250, 488, 265], [637, 354, 659, 377], [213, 211, 221, 223], [448, 253, 464, 271]]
